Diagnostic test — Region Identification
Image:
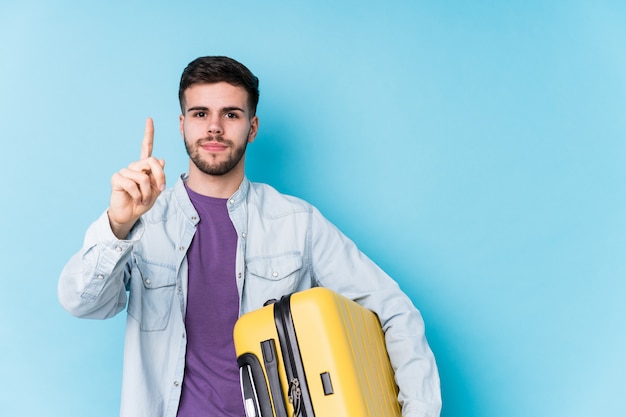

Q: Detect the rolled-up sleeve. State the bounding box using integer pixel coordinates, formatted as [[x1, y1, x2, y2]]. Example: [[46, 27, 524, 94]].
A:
[[58, 211, 143, 320]]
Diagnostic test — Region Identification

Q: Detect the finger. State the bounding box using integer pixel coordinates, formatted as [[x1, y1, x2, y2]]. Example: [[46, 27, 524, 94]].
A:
[[127, 157, 166, 191], [128, 156, 159, 173], [117, 168, 153, 200], [142, 157, 167, 192], [140, 117, 155, 160], [151, 158, 166, 191], [111, 172, 144, 204]]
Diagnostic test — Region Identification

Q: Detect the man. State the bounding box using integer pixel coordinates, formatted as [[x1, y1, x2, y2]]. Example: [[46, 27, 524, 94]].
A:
[[58, 56, 441, 417]]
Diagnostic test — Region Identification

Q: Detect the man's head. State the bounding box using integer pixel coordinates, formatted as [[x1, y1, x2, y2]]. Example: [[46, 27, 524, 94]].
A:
[[178, 56, 259, 116], [178, 57, 260, 189]]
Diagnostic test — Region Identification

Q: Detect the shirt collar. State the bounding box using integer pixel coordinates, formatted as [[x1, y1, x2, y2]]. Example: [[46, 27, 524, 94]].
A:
[[175, 173, 250, 215]]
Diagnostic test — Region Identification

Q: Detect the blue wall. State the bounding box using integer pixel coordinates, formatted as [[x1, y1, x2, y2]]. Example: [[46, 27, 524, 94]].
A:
[[1, 1, 624, 416]]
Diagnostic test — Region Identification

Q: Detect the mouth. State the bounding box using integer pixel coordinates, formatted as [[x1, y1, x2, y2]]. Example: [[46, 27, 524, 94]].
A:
[[200, 142, 229, 152], [198, 137, 230, 153]]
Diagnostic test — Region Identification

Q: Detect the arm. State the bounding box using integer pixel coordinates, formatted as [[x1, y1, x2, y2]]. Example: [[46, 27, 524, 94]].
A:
[[58, 211, 141, 318], [309, 208, 442, 417], [58, 118, 166, 318]]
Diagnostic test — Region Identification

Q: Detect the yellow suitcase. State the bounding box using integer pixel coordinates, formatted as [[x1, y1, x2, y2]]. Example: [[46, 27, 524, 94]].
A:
[[233, 287, 402, 417]]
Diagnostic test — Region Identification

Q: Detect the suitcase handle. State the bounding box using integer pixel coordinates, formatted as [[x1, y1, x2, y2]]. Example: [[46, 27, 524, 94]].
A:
[[261, 339, 289, 417]]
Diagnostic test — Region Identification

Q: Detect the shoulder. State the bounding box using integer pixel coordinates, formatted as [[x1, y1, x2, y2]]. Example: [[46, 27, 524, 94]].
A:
[[247, 181, 313, 219]]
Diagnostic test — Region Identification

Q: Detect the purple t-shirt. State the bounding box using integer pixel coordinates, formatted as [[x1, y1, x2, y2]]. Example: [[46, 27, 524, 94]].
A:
[[177, 185, 244, 416]]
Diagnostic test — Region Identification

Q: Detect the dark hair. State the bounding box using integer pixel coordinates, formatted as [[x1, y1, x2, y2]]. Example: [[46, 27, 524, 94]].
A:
[[178, 56, 260, 115]]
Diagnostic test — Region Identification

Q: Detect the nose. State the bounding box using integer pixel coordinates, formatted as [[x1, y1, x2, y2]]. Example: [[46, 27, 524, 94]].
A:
[[207, 115, 223, 135]]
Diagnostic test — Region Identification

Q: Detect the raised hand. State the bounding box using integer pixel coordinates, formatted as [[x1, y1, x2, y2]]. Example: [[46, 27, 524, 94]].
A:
[[108, 118, 166, 239]]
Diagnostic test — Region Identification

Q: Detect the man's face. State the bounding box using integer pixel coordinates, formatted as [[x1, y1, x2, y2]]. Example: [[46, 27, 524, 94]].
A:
[[179, 82, 258, 176]]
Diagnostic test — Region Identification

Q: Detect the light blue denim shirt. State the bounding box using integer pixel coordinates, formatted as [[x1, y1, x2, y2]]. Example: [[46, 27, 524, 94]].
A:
[[58, 175, 441, 417]]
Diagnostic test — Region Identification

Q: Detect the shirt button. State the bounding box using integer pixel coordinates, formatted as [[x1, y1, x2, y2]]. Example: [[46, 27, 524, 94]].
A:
[[272, 272, 279, 278], [173, 381, 180, 387], [115, 246, 122, 252], [229, 199, 235, 205], [145, 279, 151, 285], [179, 246, 185, 251], [97, 274, 104, 280], [241, 232, 247, 238]]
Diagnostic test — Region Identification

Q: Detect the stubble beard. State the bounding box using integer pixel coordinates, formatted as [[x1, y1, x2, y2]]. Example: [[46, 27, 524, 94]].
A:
[[184, 134, 248, 176]]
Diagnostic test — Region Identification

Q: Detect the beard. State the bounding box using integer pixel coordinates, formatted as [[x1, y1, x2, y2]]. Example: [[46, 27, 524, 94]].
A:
[[184, 133, 248, 176]]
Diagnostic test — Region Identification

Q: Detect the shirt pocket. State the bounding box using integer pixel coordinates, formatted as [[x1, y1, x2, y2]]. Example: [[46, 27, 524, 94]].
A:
[[245, 252, 303, 306], [128, 254, 177, 331]]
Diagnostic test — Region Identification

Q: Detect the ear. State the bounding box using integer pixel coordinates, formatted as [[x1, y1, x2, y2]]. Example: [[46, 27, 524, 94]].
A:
[[179, 114, 185, 137], [248, 116, 259, 144]]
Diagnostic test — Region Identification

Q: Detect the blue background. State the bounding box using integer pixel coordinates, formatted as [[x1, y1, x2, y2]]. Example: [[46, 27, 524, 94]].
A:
[[1, 1, 624, 416]]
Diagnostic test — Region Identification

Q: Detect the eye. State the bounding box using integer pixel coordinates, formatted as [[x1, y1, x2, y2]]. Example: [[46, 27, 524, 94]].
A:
[[225, 112, 239, 119], [193, 111, 207, 118]]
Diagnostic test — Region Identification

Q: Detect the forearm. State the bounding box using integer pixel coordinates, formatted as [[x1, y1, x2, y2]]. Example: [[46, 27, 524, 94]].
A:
[[351, 278, 442, 416], [309, 209, 441, 416], [58, 211, 141, 319], [384, 305, 442, 417]]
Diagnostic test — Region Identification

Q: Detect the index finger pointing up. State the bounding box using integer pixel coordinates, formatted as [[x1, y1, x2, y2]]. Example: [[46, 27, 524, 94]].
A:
[[140, 117, 155, 160]]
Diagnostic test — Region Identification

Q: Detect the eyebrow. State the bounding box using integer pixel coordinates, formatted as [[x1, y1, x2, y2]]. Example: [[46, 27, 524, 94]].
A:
[[186, 106, 247, 114]]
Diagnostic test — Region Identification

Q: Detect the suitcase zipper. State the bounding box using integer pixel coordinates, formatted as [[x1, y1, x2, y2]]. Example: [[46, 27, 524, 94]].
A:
[[287, 378, 302, 416], [274, 294, 315, 417]]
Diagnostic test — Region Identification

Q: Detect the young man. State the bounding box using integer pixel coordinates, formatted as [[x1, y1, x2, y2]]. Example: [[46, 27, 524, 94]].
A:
[[58, 56, 441, 417]]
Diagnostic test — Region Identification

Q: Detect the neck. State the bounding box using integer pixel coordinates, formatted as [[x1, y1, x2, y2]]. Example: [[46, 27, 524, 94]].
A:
[[185, 163, 245, 198]]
